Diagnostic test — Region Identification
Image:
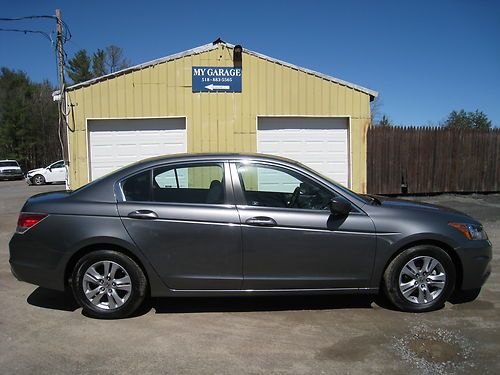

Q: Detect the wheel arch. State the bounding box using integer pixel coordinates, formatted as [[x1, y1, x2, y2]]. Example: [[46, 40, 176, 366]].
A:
[[65, 243, 150, 288]]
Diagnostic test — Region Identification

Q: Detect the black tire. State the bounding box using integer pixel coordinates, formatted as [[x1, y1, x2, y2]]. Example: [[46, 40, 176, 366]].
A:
[[383, 245, 456, 312], [71, 250, 147, 319], [32, 174, 45, 185], [449, 288, 481, 304]]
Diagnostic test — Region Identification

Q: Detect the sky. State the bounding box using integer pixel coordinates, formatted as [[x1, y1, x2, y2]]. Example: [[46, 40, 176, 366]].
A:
[[1, 0, 499, 126]]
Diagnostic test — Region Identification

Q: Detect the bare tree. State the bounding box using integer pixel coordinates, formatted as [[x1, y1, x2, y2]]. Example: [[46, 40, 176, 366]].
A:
[[370, 95, 383, 126], [105, 45, 131, 73]]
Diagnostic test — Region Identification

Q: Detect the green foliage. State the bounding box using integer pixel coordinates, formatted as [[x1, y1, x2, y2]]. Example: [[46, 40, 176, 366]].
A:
[[67, 49, 93, 84], [443, 109, 492, 129], [67, 45, 131, 84], [0, 68, 60, 170]]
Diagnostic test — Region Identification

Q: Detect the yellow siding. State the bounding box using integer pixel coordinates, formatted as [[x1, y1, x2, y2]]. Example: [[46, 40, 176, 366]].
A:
[[66, 44, 372, 192]]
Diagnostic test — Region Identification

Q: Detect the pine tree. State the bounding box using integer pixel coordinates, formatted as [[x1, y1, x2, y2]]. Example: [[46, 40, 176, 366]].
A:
[[67, 49, 93, 84], [443, 109, 491, 129]]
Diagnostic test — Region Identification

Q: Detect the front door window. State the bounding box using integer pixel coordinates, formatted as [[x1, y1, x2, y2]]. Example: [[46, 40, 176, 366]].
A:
[[236, 163, 334, 210]]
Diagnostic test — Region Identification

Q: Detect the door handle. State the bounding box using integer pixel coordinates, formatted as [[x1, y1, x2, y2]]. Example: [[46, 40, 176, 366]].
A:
[[127, 210, 158, 220], [245, 216, 277, 227]]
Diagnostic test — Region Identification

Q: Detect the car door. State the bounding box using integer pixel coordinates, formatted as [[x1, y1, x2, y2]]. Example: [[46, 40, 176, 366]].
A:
[[117, 161, 242, 290], [231, 161, 376, 290], [46, 161, 66, 182]]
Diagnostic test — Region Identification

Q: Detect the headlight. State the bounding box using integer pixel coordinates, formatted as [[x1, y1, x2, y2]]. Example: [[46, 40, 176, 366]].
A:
[[448, 222, 488, 240]]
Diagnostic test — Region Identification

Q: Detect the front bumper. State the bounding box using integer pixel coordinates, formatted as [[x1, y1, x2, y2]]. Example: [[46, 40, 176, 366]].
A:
[[0, 172, 24, 180], [456, 239, 492, 291]]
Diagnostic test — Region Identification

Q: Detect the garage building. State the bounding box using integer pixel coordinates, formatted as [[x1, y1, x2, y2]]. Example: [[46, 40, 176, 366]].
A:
[[65, 40, 377, 192]]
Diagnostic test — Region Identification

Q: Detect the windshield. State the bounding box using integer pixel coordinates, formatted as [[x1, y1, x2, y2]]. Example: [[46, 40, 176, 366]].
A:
[[0, 161, 19, 167], [49, 161, 65, 168]]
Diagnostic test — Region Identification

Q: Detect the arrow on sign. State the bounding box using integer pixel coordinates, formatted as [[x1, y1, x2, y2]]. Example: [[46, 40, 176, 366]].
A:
[[205, 84, 230, 91]]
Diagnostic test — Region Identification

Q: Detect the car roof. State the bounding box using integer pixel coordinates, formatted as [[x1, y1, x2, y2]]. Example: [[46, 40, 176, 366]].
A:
[[0, 159, 19, 162], [130, 152, 303, 167]]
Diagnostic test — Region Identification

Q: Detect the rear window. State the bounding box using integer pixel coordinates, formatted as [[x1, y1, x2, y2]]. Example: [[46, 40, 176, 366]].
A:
[[120, 163, 225, 204], [152, 163, 224, 204], [0, 161, 19, 167], [121, 170, 151, 202]]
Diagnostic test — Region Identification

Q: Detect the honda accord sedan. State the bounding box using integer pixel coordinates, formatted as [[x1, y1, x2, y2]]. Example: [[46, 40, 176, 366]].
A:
[[9, 153, 491, 318]]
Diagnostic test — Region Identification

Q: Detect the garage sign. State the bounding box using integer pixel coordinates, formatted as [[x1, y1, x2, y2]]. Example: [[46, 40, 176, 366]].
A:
[[192, 66, 242, 92]]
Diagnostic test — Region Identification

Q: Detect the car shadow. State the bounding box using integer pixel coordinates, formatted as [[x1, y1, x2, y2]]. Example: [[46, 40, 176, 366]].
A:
[[28, 287, 390, 317], [147, 294, 384, 315], [27, 287, 80, 312]]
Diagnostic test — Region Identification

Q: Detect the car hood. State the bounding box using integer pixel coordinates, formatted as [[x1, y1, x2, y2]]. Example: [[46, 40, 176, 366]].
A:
[[27, 168, 45, 175], [373, 195, 473, 218]]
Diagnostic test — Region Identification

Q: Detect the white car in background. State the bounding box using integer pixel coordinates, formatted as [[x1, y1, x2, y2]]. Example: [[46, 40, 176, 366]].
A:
[[26, 160, 67, 185]]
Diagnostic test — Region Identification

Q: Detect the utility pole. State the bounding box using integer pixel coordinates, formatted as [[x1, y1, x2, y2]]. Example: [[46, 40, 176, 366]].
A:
[[55, 9, 69, 167]]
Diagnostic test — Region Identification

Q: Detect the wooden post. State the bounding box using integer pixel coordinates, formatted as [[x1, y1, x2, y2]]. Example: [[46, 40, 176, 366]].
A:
[[55, 9, 69, 187]]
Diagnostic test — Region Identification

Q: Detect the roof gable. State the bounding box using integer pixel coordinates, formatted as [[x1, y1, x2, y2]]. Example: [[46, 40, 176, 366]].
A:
[[66, 41, 377, 98]]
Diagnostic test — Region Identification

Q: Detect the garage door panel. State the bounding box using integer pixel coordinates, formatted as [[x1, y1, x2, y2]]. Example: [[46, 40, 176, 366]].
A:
[[88, 118, 186, 180], [258, 117, 349, 187]]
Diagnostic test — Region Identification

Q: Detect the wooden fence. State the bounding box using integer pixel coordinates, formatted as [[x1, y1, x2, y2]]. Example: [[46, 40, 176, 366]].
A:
[[367, 127, 500, 194]]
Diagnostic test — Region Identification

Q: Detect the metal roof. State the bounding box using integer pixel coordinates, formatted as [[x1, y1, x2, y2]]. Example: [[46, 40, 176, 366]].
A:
[[66, 41, 378, 98]]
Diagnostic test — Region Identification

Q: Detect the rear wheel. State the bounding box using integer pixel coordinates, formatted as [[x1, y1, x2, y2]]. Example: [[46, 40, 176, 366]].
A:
[[32, 174, 45, 185], [71, 250, 147, 319], [383, 245, 455, 312]]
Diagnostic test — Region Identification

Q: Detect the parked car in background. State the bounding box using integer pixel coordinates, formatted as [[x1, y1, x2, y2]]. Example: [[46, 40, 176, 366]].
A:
[[26, 160, 67, 185], [0, 160, 24, 180], [9, 153, 491, 319]]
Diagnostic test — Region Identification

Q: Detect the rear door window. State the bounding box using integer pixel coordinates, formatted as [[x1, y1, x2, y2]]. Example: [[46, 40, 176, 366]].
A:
[[152, 163, 225, 204]]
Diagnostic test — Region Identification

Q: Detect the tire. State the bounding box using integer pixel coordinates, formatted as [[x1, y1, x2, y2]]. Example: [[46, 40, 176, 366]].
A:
[[383, 245, 456, 312], [449, 288, 481, 304], [32, 174, 45, 185], [71, 250, 147, 319]]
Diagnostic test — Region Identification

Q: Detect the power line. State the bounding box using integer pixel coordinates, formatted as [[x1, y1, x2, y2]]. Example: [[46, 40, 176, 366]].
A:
[[0, 15, 72, 42], [0, 15, 56, 20], [0, 28, 53, 43]]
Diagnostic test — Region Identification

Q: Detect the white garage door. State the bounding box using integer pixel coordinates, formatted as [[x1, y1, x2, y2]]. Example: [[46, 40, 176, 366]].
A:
[[257, 117, 349, 187], [88, 118, 186, 180]]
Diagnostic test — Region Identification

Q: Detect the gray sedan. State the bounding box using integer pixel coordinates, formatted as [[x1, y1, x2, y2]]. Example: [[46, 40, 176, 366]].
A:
[[9, 153, 492, 318]]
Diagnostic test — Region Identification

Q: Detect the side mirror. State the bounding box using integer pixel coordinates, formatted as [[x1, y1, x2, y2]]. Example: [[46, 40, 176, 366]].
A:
[[328, 197, 351, 216]]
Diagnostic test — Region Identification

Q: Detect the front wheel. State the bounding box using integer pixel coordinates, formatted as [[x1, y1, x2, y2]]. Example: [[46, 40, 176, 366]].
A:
[[71, 250, 147, 319], [383, 245, 456, 312], [32, 174, 45, 185]]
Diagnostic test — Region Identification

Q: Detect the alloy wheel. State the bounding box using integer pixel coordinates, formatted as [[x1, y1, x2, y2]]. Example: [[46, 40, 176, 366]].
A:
[[33, 175, 44, 185], [398, 256, 446, 304], [82, 260, 132, 310]]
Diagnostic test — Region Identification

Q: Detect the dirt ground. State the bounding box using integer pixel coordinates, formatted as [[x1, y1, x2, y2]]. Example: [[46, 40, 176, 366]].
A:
[[0, 180, 498, 375]]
